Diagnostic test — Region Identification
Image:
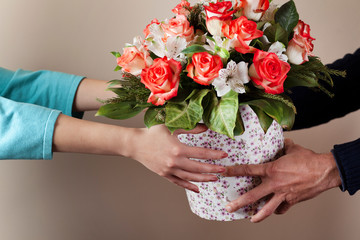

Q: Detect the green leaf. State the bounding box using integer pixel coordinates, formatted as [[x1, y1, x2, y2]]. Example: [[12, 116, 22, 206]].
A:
[[111, 51, 121, 58], [182, 44, 208, 55], [203, 90, 239, 139], [114, 65, 122, 72], [240, 98, 295, 130], [96, 102, 145, 120], [107, 87, 129, 97], [165, 89, 210, 131], [275, 0, 299, 34], [144, 107, 165, 128], [233, 110, 245, 136], [250, 105, 273, 133], [263, 23, 288, 46]]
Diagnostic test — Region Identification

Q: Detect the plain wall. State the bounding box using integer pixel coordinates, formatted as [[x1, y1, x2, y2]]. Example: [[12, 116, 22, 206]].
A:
[[0, 0, 359, 239]]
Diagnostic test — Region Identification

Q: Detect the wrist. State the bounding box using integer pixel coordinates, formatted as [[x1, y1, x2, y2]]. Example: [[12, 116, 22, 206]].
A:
[[321, 152, 342, 190]]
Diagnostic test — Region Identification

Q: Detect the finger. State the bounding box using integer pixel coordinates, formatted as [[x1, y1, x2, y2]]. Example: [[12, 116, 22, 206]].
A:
[[224, 164, 267, 177], [225, 183, 272, 213], [275, 202, 291, 215], [178, 158, 226, 174], [167, 175, 200, 193], [173, 124, 208, 135], [250, 194, 284, 223], [173, 169, 219, 182], [183, 146, 228, 160]]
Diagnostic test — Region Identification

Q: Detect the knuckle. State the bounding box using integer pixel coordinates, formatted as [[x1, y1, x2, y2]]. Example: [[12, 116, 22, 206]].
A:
[[166, 159, 177, 168], [171, 146, 182, 157]]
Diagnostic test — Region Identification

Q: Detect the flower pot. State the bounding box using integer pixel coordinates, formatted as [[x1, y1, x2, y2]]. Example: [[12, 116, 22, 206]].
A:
[[177, 105, 284, 221]]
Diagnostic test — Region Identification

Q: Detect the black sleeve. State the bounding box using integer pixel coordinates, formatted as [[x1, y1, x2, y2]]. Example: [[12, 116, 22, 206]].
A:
[[289, 48, 360, 130]]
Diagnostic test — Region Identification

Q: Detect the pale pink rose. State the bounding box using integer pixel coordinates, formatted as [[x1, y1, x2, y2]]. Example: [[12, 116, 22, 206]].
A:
[[162, 14, 194, 42], [241, 0, 270, 21], [172, 0, 192, 16], [117, 46, 153, 76], [286, 20, 315, 65]]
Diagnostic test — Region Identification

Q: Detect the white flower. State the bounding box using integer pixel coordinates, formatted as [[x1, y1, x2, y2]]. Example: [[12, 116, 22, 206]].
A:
[[268, 41, 288, 62], [165, 36, 187, 63], [212, 60, 250, 97]]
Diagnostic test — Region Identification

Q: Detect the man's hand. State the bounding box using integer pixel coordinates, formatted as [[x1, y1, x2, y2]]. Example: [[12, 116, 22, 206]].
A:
[[224, 139, 342, 223]]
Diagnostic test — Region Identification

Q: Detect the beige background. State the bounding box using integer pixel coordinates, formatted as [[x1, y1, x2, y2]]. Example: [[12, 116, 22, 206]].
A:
[[0, 0, 359, 239]]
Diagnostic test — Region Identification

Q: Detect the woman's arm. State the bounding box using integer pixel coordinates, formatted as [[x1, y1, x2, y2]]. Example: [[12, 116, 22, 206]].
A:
[[53, 114, 227, 192]]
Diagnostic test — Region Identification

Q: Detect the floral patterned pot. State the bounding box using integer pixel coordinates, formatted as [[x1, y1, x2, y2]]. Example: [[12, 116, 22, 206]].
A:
[[177, 105, 284, 221]]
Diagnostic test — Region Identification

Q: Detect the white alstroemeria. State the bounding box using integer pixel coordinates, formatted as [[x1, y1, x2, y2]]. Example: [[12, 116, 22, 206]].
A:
[[204, 36, 231, 60], [199, 0, 217, 6], [205, 36, 232, 52], [259, 22, 272, 45], [268, 41, 289, 62], [212, 60, 250, 97], [165, 36, 187, 63], [145, 23, 166, 57]]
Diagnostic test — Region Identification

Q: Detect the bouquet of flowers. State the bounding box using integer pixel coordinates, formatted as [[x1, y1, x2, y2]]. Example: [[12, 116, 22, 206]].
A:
[[97, 0, 344, 139]]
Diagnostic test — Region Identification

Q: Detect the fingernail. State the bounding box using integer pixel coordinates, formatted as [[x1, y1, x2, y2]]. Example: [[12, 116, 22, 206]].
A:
[[225, 205, 232, 213], [211, 176, 219, 181], [222, 152, 228, 158], [218, 167, 226, 173]]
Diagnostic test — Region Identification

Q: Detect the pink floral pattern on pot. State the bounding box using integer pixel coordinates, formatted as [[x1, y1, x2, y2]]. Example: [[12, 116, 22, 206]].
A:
[[178, 105, 284, 221]]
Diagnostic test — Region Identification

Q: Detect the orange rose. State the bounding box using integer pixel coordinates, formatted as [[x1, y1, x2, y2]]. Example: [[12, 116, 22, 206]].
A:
[[141, 57, 182, 106], [249, 50, 290, 94], [186, 52, 223, 85], [117, 46, 153, 76], [162, 14, 194, 42]]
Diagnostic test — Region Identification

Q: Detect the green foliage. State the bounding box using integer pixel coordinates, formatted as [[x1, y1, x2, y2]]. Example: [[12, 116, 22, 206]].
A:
[[96, 102, 146, 120], [182, 44, 209, 57], [275, 0, 299, 34], [263, 23, 288, 46], [144, 107, 166, 128], [240, 98, 295, 130], [165, 89, 210, 132], [285, 57, 346, 97], [250, 105, 274, 133], [203, 90, 239, 139]]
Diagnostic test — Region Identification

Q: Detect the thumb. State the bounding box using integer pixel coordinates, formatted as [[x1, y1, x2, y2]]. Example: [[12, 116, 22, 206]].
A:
[[174, 124, 208, 135]]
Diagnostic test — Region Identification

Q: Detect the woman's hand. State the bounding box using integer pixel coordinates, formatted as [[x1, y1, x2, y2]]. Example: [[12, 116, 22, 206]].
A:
[[223, 139, 341, 223], [126, 124, 227, 193]]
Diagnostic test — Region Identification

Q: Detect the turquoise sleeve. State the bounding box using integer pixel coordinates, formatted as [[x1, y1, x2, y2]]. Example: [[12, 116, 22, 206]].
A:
[[0, 67, 85, 118], [0, 67, 86, 159], [0, 96, 61, 159]]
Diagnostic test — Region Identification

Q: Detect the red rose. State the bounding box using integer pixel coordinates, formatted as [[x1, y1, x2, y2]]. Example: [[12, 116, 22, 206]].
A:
[[141, 57, 182, 106], [204, 1, 235, 36], [286, 20, 315, 65], [222, 16, 263, 54], [249, 50, 291, 94], [186, 52, 223, 85]]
